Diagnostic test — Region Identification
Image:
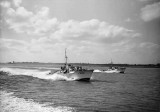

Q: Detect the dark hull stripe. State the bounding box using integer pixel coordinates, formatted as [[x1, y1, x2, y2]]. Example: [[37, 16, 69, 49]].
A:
[[76, 78, 90, 81]]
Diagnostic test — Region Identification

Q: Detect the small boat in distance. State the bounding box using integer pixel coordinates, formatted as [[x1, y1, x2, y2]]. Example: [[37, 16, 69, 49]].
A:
[[51, 49, 93, 81], [94, 67, 126, 73], [106, 59, 126, 73], [103, 66, 126, 73], [94, 59, 126, 73]]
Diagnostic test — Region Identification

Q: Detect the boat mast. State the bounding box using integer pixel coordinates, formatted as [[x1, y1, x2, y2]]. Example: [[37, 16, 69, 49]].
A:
[[65, 48, 68, 65], [111, 58, 113, 64], [109, 58, 113, 67]]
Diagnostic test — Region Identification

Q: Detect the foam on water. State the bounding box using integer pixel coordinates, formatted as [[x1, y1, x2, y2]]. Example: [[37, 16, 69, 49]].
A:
[[0, 91, 75, 112], [93, 69, 102, 72], [0, 67, 70, 81], [11, 66, 60, 70]]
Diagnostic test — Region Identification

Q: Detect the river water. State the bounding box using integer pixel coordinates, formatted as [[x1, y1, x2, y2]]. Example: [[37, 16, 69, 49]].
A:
[[0, 63, 160, 112]]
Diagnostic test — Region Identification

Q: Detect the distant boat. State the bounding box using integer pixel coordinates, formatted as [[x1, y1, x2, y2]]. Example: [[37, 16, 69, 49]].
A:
[[51, 49, 93, 81], [94, 59, 126, 73], [94, 67, 126, 73], [103, 66, 126, 73]]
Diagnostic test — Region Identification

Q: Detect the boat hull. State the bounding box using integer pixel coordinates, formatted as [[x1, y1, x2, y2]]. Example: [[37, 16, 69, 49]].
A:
[[118, 67, 126, 73], [94, 67, 126, 73], [56, 70, 93, 81], [104, 68, 126, 73], [103, 69, 120, 73], [76, 78, 90, 81]]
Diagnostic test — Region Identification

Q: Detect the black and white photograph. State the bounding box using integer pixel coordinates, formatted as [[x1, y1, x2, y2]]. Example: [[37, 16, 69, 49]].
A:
[[0, 0, 160, 111]]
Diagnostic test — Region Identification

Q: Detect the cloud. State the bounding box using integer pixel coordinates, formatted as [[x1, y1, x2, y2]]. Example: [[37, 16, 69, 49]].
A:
[[0, 0, 22, 11], [0, 1, 143, 63], [13, 0, 22, 7], [0, 38, 28, 53], [4, 5, 141, 59], [6, 14, 139, 40], [5, 5, 58, 35], [140, 42, 160, 48], [141, 2, 160, 21], [48, 19, 139, 46], [138, 0, 159, 2], [138, 0, 151, 2], [0, 1, 10, 8], [6, 6, 33, 17], [2, 0, 139, 42], [125, 18, 132, 22], [4, 4, 139, 42], [16, 7, 33, 17], [0, 37, 52, 54], [36, 7, 49, 18]]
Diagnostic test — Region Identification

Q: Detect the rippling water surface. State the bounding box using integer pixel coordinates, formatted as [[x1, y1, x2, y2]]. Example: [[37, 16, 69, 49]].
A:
[[0, 63, 160, 112]]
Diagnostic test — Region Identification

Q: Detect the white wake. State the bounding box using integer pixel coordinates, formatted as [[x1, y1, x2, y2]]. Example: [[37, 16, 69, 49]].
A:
[[0, 67, 70, 81], [0, 91, 75, 112]]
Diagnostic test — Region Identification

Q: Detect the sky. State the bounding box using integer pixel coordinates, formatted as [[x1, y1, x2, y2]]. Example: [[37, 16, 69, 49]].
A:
[[0, 0, 160, 64]]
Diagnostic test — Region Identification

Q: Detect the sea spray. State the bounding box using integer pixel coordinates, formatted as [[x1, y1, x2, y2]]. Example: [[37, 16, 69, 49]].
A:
[[0, 68, 71, 81], [0, 91, 76, 112], [93, 69, 102, 72]]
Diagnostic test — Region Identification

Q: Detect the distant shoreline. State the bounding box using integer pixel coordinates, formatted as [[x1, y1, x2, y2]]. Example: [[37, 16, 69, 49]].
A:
[[0, 62, 160, 68]]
